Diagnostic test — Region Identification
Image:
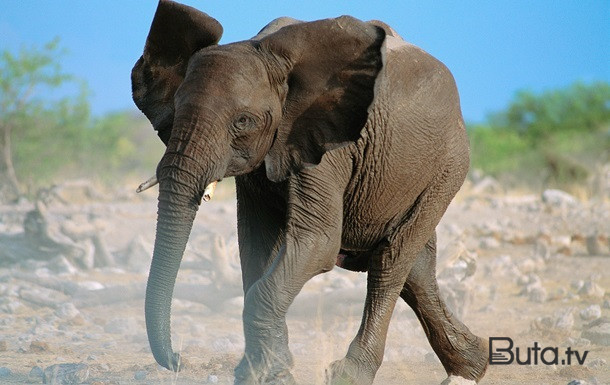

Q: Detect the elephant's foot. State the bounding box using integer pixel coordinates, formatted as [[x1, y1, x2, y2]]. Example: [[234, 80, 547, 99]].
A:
[[234, 352, 296, 385], [325, 358, 374, 385]]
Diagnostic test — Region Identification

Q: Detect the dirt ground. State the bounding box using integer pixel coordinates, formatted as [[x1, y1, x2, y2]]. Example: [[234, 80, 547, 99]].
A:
[[0, 179, 608, 385]]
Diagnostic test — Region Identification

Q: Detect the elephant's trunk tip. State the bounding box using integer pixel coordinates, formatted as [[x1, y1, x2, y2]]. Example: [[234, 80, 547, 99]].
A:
[[157, 350, 183, 372]]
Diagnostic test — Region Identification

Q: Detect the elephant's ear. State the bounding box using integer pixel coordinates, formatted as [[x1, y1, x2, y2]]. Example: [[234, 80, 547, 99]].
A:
[[259, 17, 386, 182], [131, 0, 222, 145]]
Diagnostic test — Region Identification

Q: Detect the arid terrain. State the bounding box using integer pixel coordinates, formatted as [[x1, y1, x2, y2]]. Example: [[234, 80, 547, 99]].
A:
[[0, 176, 608, 385]]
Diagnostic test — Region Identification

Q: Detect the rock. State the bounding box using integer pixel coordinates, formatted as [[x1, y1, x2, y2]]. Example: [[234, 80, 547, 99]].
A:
[[29, 340, 51, 353], [28, 366, 44, 382], [43, 363, 89, 385], [0, 367, 11, 377], [516, 273, 541, 287], [586, 358, 606, 368], [134, 370, 147, 380], [532, 308, 575, 334], [104, 318, 140, 335], [479, 236, 500, 249], [528, 285, 548, 303], [571, 280, 585, 291], [0, 296, 23, 313], [440, 375, 476, 385], [123, 236, 153, 274], [582, 320, 610, 346], [55, 303, 81, 320], [470, 176, 502, 195], [586, 234, 605, 256], [541, 189, 577, 209], [519, 278, 547, 302], [518, 258, 545, 274], [207, 374, 219, 383], [578, 281, 605, 299], [579, 305, 602, 321]]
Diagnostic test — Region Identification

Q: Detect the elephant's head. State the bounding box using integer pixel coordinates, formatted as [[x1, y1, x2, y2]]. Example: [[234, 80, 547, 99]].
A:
[[132, 0, 385, 371]]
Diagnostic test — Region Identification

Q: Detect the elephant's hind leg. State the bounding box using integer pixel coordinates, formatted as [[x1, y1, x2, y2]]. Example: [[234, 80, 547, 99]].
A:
[[400, 233, 488, 382]]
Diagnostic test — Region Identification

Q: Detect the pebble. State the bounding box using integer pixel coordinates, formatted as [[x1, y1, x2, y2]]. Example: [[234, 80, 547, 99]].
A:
[[0, 367, 11, 377], [28, 366, 44, 382], [582, 320, 610, 346], [578, 281, 605, 299], [528, 285, 548, 303], [586, 358, 606, 368], [104, 318, 140, 335], [43, 363, 89, 385], [479, 236, 500, 249], [134, 370, 147, 380], [55, 303, 81, 319], [29, 340, 51, 353], [579, 305, 602, 321], [585, 234, 604, 255], [541, 189, 577, 208]]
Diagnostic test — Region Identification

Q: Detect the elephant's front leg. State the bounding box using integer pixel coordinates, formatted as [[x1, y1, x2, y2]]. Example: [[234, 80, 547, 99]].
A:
[[235, 172, 345, 385]]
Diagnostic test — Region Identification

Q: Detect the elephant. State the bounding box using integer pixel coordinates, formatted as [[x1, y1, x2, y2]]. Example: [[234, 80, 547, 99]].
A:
[[131, 1, 489, 384]]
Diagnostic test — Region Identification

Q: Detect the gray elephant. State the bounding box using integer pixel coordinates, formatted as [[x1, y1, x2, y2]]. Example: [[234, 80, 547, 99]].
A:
[[131, 1, 488, 384]]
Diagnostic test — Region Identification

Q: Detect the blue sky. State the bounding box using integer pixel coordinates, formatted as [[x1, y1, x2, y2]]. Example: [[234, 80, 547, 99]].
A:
[[1, 1, 608, 123]]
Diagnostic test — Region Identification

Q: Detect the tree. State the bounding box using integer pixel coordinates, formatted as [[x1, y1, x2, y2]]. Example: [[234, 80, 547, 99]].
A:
[[489, 82, 610, 144], [0, 38, 89, 202]]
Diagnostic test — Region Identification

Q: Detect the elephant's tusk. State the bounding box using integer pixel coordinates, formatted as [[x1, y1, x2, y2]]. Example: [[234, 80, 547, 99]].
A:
[[202, 181, 218, 202], [136, 175, 158, 193]]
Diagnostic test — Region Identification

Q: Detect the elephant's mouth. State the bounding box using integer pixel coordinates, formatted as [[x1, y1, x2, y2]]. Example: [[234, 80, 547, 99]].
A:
[[136, 175, 219, 202]]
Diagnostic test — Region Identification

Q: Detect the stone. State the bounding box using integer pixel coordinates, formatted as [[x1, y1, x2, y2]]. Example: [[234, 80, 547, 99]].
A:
[[541, 189, 577, 209], [586, 358, 606, 368], [585, 233, 605, 256], [29, 340, 51, 353], [479, 236, 500, 249], [104, 318, 140, 335], [579, 305, 602, 321], [43, 363, 89, 385], [440, 375, 477, 385], [528, 285, 548, 303], [28, 366, 44, 382], [134, 370, 147, 380], [582, 321, 610, 346], [578, 281, 605, 299], [0, 367, 11, 377], [55, 303, 81, 320], [207, 374, 219, 383], [470, 176, 502, 195]]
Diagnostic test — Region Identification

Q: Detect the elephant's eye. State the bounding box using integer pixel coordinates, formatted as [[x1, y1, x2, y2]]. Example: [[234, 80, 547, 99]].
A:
[[233, 113, 256, 131]]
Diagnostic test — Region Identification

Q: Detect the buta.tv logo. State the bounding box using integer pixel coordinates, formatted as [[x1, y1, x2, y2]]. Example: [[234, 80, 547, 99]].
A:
[[489, 337, 589, 366]]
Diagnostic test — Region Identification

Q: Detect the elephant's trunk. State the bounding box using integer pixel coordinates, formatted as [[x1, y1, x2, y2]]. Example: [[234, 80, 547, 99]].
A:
[[145, 152, 203, 371]]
